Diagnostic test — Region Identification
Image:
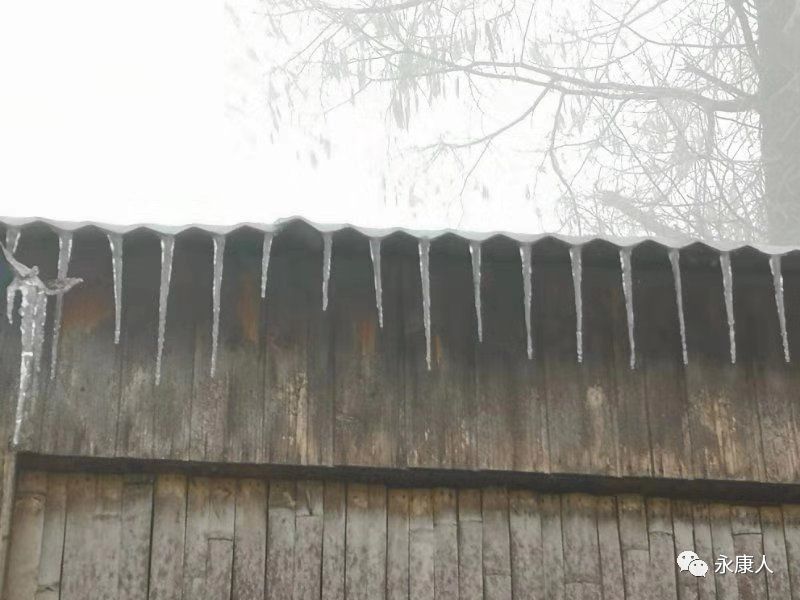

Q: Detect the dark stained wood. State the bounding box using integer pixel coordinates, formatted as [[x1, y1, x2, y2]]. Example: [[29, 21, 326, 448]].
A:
[[508, 490, 543, 600], [148, 474, 187, 600], [233, 478, 267, 600]]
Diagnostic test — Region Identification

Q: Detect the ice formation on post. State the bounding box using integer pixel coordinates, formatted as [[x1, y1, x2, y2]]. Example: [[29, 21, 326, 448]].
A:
[[720, 251, 736, 364], [260, 232, 273, 300], [5, 227, 20, 254], [50, 231, 74, 379], [470, 241, 483, 343], [322, 232, 333, 311], [519, 243, 533, 359], [211, 234, 226, 377], [770, 255, 790, 363], [619, 247, 636, 369], [107, 233, 124, 344], [569, 245, 584, 363], [369, 237, 383, 328], [418, 238, 432, 370], [156, 235, 175, 385], [668, 249, 688, 365], [1, 242, 81, 446]]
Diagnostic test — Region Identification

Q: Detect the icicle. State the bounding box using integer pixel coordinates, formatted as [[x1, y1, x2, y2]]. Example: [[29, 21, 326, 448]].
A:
[[419, 238, 432, 370], [470, 241, 483, 343], [519, 243, 533, 359], [669, 249, 689, 365], [720, 252, 736, 364], [260, 232, 273, 299], [770, 255, 790, 363], [49, 231, 73, 379], [210, 234, 225, 377], [155, 235, 175, 385], [107, 233, 123, 344], [619, 247, 636, 369], [322, 232, 333, 311], [5, 227, 20, 254], [569, 246, 583, 363], [369, 238, 383, 328]]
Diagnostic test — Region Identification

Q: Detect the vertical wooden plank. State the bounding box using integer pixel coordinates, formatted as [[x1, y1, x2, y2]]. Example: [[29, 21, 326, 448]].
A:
[[731, 505, 767, 600], [93, 475, 124, 597], [4, 471, 46, 600], [366, 485, 387, 600], [482, 487, 511, 600], [709, 503, 739, 599], [672, 500, 699, 600], [409, 489, 435, 600], [233, 479, 267, 600], [321, 482, 346, 600], [596, 496, 624, 600], [35, 473, 68, 600], [760, 506, 791, 600], [386, 489, 410, 600], [433, 488, 458, 599], [182, 477, 211, 597], [692, 504, 718, 600], [205, 478, 235, 598], [458, 489, 483, 600], [617, 495, 650, 600], [60, 474, 96, 600], [509, 490, 543, 600], [266, 480, 296, 600], [293, 481, 324, 600], [148, 474, 187, 600], [117, 475, 154, 600], [781, 504, 800, 600], [206, 539, 234, 600], [647, 498, 677, 600], [345, 483, 369, 600], [561, 494, 601, 600], [540, 494, 565, 600]]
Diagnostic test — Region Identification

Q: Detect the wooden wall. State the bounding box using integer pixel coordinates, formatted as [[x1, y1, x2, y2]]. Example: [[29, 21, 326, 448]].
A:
[[5, 469, 800, 600], [2, 223, 800, 484]]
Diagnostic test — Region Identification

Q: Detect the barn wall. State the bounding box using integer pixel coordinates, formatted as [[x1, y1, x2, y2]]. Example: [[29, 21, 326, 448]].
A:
[[2, 225, 800, 484], [5, 469, 800, 600]]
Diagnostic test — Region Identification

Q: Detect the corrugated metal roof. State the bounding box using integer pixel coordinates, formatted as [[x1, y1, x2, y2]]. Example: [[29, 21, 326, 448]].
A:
[[1, 215, 797, 256]]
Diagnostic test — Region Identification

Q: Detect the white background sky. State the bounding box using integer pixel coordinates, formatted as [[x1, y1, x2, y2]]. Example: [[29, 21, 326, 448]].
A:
[[0, 0, 559, 232]]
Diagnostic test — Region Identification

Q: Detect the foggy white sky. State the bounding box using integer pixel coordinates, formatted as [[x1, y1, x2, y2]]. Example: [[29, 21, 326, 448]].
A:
[[0, 0, 559, 232]]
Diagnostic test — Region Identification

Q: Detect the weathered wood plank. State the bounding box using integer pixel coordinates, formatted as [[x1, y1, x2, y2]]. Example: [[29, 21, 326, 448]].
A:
[[5, 472, 46, 600], [482, 487, 511, 600], [118, 475, 154, 600], [233, 479, 267, 600], [709, 503, 739, 599], [509, 489, 543, 600], [60, 474, 96, 600], [457, 489, 483, 600], [386, 489, 410, 600], [646, 497, 677, 600], [760, 506, 791, 600], [409, 488, 435, 600], [367, 485, 387, 599], [561, 494, 601, 600], [148, 474, 187, 600], [672, 500, 699, 600], [206, 538, 234, 600], [731, 505, 767, 600], [540, 494, 565, 600], [35, 473, 68, 600], [617, 494, 650, 599], [293, 480, 324, 600], [691, 503, 718, 600], [92, 475, 123, 598], [182, 477, 211, 597], [321, 481, 346, 600], [596, 496, 624, 600], [266, 480, 296, 599], [781, 504, 800, 600], [206, 478, 236, 597], [433, 487, 458, 599]]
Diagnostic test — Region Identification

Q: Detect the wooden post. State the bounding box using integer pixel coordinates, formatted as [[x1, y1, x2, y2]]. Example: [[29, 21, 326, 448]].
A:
[[0, 451, 19, 599]]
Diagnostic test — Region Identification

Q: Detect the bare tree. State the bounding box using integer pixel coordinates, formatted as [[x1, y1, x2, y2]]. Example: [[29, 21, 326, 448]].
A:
[[240, 0, 800, 243]]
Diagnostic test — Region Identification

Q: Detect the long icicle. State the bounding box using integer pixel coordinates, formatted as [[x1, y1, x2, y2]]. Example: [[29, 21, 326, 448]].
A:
[[13, 286, 47, 446], [619, 247, 636, 369], [770, 255, 791, 363], [720, 251, 736, 364], [49, 231, 73, 379], [5, 227, 20, 254], [107, 233, 123, 344], [211, 234, 225, 377], [369, 238, 384, 328], [260, 232, 273, 299], [569, 245, 584, 363], [419, 238, 432, 370], [470, 241, 483, 343], [156, 235, 175, 385], [519, 243, 533, 359], [669, 249, 689, 365], [322, 232, 333, 311]]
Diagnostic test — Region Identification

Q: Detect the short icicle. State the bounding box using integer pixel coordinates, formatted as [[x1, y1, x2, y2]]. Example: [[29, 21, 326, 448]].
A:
[[770, 255, 790, 363], [155, 235, 175, 385], [419, 238, 432, 370], [369, 238, 384, 328], [720, 251, 736, 364], [107, 233, 124, 344], [619, 247, 636, 369], [5, 227, 21, 254], [49, 231, 74, 379], [519, 243, 533, 359], [668, 249, 689, 365], [569, 245, 584, 363], [322, 232, 333, 311], [470, 241, 483, 343], [260, 232, 273, 299], [210, 234, 226, 377]]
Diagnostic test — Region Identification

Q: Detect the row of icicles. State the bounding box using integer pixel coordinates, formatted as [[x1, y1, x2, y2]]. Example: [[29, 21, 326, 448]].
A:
[[5, 227, 794, 387]]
